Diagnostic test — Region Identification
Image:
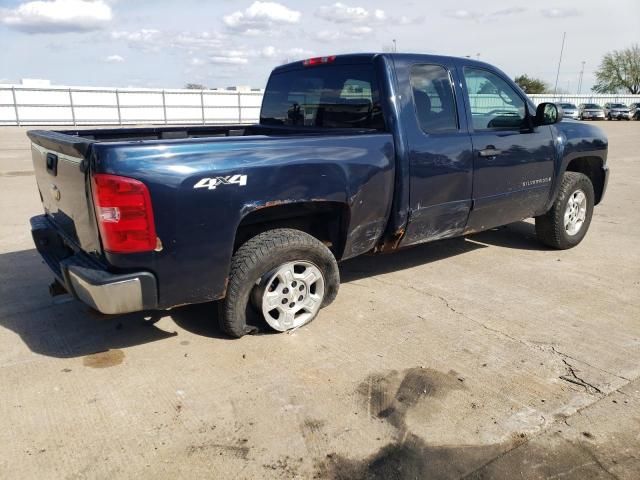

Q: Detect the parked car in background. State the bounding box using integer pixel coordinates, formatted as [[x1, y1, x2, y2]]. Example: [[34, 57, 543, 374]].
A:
[[629, 102, 640, 120], [558, 102, 579, 119], [579, 103, 605, 120], [603, 103, 631, 120]]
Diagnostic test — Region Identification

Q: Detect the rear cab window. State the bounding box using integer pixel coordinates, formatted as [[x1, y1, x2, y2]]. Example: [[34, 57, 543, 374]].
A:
[[410, 64, 459, 133], [260, 63, 385, 130]]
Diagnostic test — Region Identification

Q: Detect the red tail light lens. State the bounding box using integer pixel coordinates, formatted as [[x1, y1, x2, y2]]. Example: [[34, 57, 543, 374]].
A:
[[302, 55, 336, 66], [91, 174, 157, 253]]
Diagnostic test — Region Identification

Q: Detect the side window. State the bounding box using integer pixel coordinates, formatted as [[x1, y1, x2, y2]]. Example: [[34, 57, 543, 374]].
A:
[[410, 64, 458, 133], [463, 67, 526, 130]]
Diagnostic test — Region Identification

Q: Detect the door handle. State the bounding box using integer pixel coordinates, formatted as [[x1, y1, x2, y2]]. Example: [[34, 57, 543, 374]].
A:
[[478, 146, 502, 157]]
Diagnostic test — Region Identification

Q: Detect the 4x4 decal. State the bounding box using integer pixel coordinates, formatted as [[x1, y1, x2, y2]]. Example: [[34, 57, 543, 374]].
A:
[[193, 174, 248, 190]]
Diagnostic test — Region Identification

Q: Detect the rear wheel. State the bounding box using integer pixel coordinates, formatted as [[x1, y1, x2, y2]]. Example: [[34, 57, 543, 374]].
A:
[[535, 172, 594, 249], [219, 229, 339, 337]]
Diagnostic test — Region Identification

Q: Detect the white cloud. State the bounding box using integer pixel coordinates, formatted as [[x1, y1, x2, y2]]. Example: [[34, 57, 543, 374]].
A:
[[111, 29, 160, 43], [104, 54, 124, 63], [443, 7, 526, 22], [1, 0, 112, 33], [171, 31, 227, 50], [397, 15, 424, 25], [259, 45, 314, 62], [316, 3, 387, 24], [443, 9, 480, 20], [315, 3, 416, 29], [262, 46, 277, 58], [223, 1, 301, 34], [189, 57, 205, 66], [110, 29, 162, 52], [209, 56, 249, 65], [541, 8, 580, 18], [314, 26, 373, 41]]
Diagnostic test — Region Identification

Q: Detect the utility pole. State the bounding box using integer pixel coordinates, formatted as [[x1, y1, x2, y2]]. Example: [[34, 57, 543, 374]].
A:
[[577, 61, 585, 94], [553, 32, 566, 95]]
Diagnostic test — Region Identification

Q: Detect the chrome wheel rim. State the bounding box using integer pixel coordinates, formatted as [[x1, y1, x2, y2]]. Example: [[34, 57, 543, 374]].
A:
[[259, 261, 325, 332], [564, 189, 587, 236]]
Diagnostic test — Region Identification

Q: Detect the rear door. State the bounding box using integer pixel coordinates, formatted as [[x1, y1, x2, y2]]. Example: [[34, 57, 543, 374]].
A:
[[29, 132, 101, 253], [395, 59, 474, 247], [460, 66, 555, 232]]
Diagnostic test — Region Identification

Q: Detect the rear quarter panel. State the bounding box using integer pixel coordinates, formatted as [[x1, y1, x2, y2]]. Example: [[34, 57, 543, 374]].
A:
[[91, 134, 394, 308]]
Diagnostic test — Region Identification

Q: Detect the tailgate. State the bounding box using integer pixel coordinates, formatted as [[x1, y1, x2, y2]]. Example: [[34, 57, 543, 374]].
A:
[[28, 130, 101, 254]]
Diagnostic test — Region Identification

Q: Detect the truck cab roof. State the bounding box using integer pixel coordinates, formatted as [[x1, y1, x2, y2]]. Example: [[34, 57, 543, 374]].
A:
[[273, 52, 496, 73]]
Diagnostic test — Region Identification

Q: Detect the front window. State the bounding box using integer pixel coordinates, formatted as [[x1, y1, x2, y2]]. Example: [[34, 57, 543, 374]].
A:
[[463, 67, 526, 130], [584, 104, 601, 109], [260, 64, 385, 130], [610, 103, 625, 108], [559, 103, 576, 109]]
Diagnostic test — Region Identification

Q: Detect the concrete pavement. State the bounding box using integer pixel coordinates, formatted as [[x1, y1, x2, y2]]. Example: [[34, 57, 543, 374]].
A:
[[0, 122, 638, 479]]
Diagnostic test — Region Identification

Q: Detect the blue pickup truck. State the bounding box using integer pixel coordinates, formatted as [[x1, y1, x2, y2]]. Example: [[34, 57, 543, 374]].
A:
[[28, 53, 609, 337]]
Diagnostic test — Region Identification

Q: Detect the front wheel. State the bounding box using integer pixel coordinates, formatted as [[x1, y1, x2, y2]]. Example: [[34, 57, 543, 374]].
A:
[[218, 229, 340, 337], [535, 172, 595, 249]]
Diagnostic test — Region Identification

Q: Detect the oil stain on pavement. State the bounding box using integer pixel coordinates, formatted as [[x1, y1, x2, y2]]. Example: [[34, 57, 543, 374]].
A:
[[316, 367, 510, 480], [83, 349, 125, 368]]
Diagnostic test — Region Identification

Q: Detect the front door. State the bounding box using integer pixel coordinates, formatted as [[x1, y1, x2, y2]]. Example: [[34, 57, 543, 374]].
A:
[[461, 66, 555, 232]]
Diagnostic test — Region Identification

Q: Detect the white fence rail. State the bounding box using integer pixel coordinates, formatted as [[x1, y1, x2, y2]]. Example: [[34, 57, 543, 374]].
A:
[[1, 85, 638, 127], [529, 93, 640, 105], [0, 85, 264, 126]]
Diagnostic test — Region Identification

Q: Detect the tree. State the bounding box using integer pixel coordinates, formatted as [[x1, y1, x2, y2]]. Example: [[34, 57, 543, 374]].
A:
[[592, 44, 640, 94], [514, 74, 548, 94], [185, 83, 207, 90]]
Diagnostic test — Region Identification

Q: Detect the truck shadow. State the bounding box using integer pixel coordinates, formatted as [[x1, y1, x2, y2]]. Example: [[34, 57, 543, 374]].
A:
[[0, 222, 544, 358], [340, 221, 546, 283], [341, 236, 486, 282], [468, 221, 551, 252]]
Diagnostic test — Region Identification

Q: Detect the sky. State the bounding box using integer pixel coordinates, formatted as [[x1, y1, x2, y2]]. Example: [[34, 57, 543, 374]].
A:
[[0, 0, 638, 91]]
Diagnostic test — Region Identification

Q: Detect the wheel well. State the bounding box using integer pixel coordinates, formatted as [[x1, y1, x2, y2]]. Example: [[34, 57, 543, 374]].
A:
[[566, 157, 605, 204], [234, 202, 349, 258]]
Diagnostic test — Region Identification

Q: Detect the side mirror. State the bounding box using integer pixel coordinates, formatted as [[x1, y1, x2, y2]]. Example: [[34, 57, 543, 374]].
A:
[[535, 102, 563, 126]]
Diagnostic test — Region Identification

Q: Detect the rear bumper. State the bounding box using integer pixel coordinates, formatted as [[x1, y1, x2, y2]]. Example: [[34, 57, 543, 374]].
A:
[[31, 215, 158, 314]]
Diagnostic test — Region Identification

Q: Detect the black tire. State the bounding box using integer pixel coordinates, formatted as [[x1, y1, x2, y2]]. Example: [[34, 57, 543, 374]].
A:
[[218, 229, 340, 338], [535, 172, 595, 249]]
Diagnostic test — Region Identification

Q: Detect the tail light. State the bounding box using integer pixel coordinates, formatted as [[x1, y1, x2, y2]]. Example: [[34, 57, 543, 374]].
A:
[[303, 55, 336, 67], [91, 173, 157, 253]]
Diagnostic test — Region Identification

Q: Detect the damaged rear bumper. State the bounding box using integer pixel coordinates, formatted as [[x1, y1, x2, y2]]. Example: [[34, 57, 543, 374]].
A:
[[31, 214, 157, 314]]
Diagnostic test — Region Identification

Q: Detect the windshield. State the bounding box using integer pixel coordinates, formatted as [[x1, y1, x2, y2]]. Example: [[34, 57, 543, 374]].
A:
[[584, 104, 601, 109], [260, 64, 385, 130], [610, 103, 626, 108], [559, 103, 576, 109]]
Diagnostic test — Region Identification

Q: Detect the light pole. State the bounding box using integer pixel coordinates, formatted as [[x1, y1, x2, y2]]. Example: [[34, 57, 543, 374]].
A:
[[577, 61, 585, 94], [553, 32, 566, 95], [392, 39, 397, 53]]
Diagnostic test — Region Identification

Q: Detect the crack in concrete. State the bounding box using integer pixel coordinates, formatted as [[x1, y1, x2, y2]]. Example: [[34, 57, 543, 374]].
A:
[[550, 346, 631, 383], [559, 358, 603, 395], [460, 379, 636, 480], [369, 276, 627, 399]]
